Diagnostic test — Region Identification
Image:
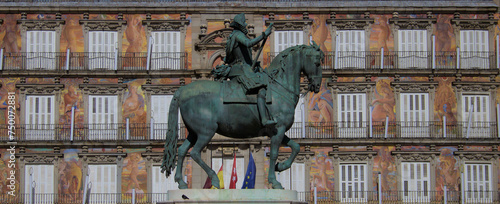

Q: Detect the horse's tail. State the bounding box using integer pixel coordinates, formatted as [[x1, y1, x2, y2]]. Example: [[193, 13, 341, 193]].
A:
[[161, 89, 181, 178]]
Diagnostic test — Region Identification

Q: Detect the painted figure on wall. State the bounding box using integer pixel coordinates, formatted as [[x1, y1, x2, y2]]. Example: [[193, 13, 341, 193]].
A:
[[310, 151, 334, 191], [372, 79, 395, 121], [434, 77, 457, 123], [310, 15, 330, 52], [308, 84, 333, 123], [123, 152, 146, 193], [1, 14, 21, 53], [435, 15, 454, 52], [61, 15, 84, 52], [373, 15, 392, 51], [123, 82, 146, 124], [437, 147, 460, 192], [58, 149, 82, 202]]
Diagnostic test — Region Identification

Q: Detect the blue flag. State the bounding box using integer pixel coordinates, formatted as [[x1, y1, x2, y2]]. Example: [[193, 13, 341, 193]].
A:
[[241, 152, 256, 189]]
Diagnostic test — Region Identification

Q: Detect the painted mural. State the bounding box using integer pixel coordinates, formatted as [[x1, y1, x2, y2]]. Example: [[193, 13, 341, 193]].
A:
[[310, 147, 334, 191]]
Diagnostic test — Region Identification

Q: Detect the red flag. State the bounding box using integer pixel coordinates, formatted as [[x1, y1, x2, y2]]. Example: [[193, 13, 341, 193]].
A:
[[203, 176, 212, 189], [229, 153, 238, 189]]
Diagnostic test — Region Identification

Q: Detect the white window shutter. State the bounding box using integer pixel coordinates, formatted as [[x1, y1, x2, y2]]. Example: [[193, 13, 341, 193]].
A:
[[25, 165, 55, 194], [460, 30, 489, 69], [400, 93, 429, 138], [274, 31, 287, 53], [89, 31, 117, 70], [337, 30, 365, 69], [277, 166, 291, 190], [465, 163, 492, 202], [26, 31, 56, 70], [337, 93, 366, 138], [151, 95, 172, 124], [89, 95, 118, 140], [398, 30, 427, 69], [291, 163, 305, 192], [25, 95, 55, 140], [151, 31, 182, 70], [89, 165, 117, 194], [286, 97, 304, 138], [401, 162, 430, 201], [152, 166, 178, 194], [340, 163, 367, 202], [463, 95, 489, 122]]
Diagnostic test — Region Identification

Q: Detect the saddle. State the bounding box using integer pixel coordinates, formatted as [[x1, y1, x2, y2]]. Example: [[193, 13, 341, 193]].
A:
[[221, 79, 272, 104]]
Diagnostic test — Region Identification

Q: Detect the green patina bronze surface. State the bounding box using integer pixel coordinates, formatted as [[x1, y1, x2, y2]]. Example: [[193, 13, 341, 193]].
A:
[[161, 13, 324, 189]]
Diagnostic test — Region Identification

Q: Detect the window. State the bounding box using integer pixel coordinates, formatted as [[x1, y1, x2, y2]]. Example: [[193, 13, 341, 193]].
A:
[[340, 163, 367, 202], [88, 31, 118, 70], [276, 163, 306, 192], [401, 162, 430, 201], [398, 30, 427, 69], [25, 165, 54, 203], [460, 30, 489, 69], [26, 31, 56, 70], [25, 95, 55, 140], [337, 30, 365, 69], [464, 163, 492, 202], [152, 166, 178, 193], [400, 93, 429, 138], [151, 31, 181, 70], [462, 95, 490, 138], [274, 31, 304, 53], [286, 97, 304, 138], [88, 165, 117, 202], [89, 95, 118, 140], [211, 157, 244, 188], [337, 93, 366, 138], [151, 95, 173, 139]]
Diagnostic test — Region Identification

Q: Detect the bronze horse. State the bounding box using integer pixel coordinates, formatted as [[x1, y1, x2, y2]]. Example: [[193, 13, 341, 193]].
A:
[[161, 43, 324, 189]]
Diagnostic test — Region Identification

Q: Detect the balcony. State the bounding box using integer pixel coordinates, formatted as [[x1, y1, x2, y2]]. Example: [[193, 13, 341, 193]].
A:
[[1, 51, 188, 71], [267, 51, 498, 70], [1, 121, 497, 142], [0, 123, 188, 142], [1, 191, 498, 204]]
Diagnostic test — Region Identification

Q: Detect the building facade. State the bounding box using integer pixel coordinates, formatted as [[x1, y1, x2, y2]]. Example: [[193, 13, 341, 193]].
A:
[[0, 0, 500, 203]]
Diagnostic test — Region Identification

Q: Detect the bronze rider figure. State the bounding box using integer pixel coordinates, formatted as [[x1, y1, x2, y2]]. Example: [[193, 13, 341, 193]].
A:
[[224, 13, 276, 127]]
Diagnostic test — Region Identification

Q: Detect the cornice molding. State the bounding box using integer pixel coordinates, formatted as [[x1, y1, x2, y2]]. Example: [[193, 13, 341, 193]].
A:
[[141, 152, 165, 163], [326, 18, 374, 30], [266, 150, 315, 162], [450, 18, 498, 30], [17, 19, 65, 31], [328, 151, 378, 161], [454, 151, 500, 161], [16, 84, 64, 94], [79, 19, 127, 31], [328, 81, 376, 92], [142, 19, 190, 32], [452, 81, 500, 92], [265, 19, 313, 31], [391, 81, 438, 93], [141, 84, 182, 94], [391, 151, 441, 161], [79, 84, 127, 95], [389, 18, 436, 30], [78, 153, 127, 163], [17, 153, 63, 164]]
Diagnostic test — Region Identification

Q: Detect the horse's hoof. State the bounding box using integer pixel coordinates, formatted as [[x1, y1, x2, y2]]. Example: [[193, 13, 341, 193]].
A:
[[272, 183, 284, 189], [178, 183, 188, 189]]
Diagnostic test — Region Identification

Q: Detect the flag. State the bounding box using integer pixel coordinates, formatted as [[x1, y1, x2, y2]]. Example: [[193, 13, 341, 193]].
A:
[[203, 176, 212, 189], [241, 152, 256, 189], [229, 153, 238, 189], [212, 164, 224, 189]]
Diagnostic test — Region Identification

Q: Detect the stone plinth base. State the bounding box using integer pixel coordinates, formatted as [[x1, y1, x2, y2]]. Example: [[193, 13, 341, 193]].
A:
[[158, 189, 307, 204]]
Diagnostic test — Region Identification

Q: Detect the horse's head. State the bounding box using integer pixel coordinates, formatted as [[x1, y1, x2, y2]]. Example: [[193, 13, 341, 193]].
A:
[[302, 41, 324, 93]]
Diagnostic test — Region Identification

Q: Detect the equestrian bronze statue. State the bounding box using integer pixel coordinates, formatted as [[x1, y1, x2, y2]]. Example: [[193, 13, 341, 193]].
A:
[[161, 13, 324, 189]]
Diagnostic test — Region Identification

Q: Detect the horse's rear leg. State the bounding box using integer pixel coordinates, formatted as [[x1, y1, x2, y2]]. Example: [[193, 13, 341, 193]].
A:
[[190, 134, 220, 189], [174, 134, 195, 189], [276, 135, 300, 172]]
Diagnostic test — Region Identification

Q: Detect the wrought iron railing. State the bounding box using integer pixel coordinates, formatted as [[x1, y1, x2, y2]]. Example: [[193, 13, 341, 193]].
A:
[[0, 121, 496, 142], [0, 123, 187, 142], [268, 51, 498, 70], [1, 191, 498, 204], [1, 52, 188, 71]]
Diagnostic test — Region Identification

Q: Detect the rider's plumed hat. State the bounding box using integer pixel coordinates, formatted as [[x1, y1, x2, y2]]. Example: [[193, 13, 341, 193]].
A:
[[230, 13, 248, 31]]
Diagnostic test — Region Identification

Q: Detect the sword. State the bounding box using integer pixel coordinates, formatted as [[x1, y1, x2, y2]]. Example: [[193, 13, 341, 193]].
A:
[[251, 23, 273, 72]]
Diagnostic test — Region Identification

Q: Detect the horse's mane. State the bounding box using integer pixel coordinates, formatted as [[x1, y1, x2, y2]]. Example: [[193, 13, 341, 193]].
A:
[[265, 44, 323, 78]]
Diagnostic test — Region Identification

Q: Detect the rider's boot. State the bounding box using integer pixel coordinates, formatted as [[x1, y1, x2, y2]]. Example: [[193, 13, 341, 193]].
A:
[[258, 88, 277, 127]]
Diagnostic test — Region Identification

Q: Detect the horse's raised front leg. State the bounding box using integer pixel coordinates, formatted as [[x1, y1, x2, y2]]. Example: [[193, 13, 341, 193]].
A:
[[268, 127, 285, 189], [189, 133, 220, 189], [275, 135, 300, 172], [174, 134, 195, 189]]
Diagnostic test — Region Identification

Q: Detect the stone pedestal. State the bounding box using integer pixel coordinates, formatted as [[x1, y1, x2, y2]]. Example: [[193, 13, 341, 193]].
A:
[[159, 189, 307, 204]]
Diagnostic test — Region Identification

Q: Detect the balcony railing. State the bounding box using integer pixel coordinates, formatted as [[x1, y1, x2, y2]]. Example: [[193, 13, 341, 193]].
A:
[[1, 191, 498, 204], [0, 123, 187, 142], [0, 121, 497, 142], [1, 52, 188, 71], [268, 51, 498, 70]]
